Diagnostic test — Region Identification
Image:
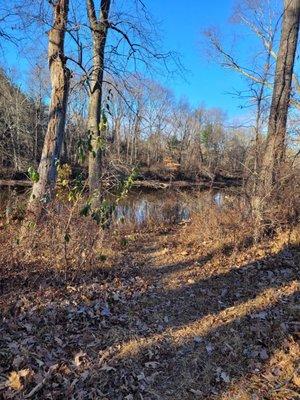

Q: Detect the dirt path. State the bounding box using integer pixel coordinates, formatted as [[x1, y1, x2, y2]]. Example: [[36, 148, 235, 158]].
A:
[[0, 227, 299, 399]]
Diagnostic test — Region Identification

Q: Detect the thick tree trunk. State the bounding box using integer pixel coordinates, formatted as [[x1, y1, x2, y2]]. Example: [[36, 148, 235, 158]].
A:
[[260, 0, 300, 195], [88, 83, 102, 195], [26, 0, 70, 219], [86, 0, 111, 203]]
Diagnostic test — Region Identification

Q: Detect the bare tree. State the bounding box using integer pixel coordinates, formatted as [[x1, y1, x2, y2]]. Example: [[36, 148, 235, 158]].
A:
[[86, 0, 111, 204], [27, 0, 71, 219], [0, 68, 37, 172], [259, 0, 300, 194], [205, 0, 300, 111], [27, 62, 50, 164]]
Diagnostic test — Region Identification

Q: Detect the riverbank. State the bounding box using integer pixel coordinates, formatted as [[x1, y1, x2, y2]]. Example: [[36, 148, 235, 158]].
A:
[[0, 166, 242, 191], [0, 216, 299, 399]]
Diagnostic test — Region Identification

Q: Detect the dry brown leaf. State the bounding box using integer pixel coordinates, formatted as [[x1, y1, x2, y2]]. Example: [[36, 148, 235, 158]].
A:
[[7, 369, 30, 391], [292, 373, 300, 387], [74, 351, 86, 367], [19, 369, 30, 378], [100, 363, 116, 372], [7, 371, 22, 391], [145, 361, 160, 368]]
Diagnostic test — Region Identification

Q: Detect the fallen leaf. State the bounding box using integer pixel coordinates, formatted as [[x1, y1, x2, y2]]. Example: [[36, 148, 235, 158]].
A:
[[101, 305, 111, 317], [206, 343, 213, 354], [189, 388, 202, 396], [194, 336, 202, 344], [12, 356, 23, 369], [100, 363, 116, 372], [220, 371, 230, 383], [7, 370, 30, 391], [145, 362, 159, 369], [293, 373, 300, 387], [259, 349, 268, 360], [137, 372, 145, 381], [74, 351, 86, 367]]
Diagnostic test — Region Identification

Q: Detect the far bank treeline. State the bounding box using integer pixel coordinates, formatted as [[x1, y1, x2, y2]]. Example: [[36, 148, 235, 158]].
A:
[[0, 67, 247, 181], [0, 0, 299, 230]]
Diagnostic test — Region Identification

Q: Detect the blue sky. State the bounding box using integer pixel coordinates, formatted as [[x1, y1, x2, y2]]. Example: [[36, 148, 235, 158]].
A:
[[144, 0, 249, 119], [1, 0, 267, 121]]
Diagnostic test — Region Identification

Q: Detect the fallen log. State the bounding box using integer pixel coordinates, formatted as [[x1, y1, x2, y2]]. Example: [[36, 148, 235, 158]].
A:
[[0, 179, 32, 187], [133, 179, 241, 190], [0, 177, 242, 190], [133, 180, 169, 189]]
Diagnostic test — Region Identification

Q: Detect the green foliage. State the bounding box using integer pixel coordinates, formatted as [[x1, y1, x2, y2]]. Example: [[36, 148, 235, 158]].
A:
[[68, 173, 85, 202], [168, 135, 181, 150], [97, 253, 107, 262], [77, 134, 93, 164], [79, 203, 91, 217], [91, 199, 114, 227], [95, 136, 106, 152], [56, 163, 85, 204], [27, 220, 36, 230], [116, 168, 138, 203], [200, 123, 213, 146], [27, 166, 39, 183], [77, 123, 107, 164], [80, 168, 138, 229], [99, 110, 108, 132], [120, 237, 128, 247]]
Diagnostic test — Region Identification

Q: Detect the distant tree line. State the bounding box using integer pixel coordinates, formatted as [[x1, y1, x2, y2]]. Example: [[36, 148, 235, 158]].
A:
[[0, 68, 250, 179]]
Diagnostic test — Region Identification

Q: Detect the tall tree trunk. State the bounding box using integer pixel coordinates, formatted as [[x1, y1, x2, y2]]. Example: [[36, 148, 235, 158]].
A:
[[86, 0, 111, 203], [26, 0, 70, 219], [260, 0, 300, 194]]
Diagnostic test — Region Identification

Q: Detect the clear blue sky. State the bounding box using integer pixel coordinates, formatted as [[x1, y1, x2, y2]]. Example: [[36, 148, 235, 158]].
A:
[[144, 0, 249, 119], [2, 0, 258, 120]]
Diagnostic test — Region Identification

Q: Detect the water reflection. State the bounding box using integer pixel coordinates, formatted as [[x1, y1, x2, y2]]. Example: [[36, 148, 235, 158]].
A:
[[0, 187, 231, 227], [113, 190, 224, 226]]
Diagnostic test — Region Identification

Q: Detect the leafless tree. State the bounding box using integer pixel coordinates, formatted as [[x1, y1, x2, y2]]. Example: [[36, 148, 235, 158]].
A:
[[259, 0, 300, 195], [85, 0, 111, 204], [27, 0, 71, 219]]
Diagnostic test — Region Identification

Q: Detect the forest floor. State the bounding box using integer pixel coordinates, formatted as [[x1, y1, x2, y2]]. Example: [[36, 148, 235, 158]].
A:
[[0, 222, 299, 399]]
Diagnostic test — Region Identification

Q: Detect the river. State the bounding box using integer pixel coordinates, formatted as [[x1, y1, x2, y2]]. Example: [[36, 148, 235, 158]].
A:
[[0, 187, 236, 226]]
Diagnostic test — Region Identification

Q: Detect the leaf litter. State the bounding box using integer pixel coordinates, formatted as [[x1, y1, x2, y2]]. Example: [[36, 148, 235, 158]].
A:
[[0, 226, 299, 399]]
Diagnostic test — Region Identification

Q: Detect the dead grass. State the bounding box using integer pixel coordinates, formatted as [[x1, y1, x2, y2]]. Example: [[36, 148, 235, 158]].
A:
[[0, 201, 114, 270], [0, 196, 299, 399]]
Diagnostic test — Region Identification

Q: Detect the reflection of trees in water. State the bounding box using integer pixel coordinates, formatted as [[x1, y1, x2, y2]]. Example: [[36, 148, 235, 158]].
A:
[[113, 191, 218, 226], [163, 200, 185, 223], [0, 187, 238, 226]]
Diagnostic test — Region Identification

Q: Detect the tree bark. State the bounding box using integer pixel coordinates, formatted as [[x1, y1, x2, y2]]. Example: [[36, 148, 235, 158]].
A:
[[26, 0, 70, 219], [260, 0, 300, 195], [86, 0, 111, 203]]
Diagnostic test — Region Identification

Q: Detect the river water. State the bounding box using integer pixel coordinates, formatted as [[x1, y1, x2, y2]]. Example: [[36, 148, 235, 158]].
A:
[[0, 187, 232, 226], [114, 189, 224, 226]]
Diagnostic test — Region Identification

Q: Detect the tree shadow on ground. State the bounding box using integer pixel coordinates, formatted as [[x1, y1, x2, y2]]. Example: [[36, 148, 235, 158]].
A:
[[127, 290, 299, 399], [132, 244, 299, 333], [0, 244, 299, 399]]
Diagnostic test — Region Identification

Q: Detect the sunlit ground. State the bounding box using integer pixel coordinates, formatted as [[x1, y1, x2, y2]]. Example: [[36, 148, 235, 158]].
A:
[[0, 219, 299, 399]]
